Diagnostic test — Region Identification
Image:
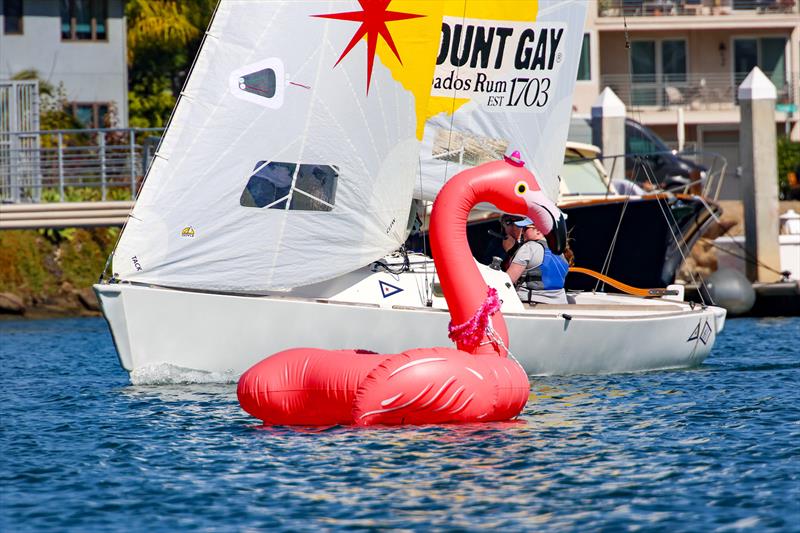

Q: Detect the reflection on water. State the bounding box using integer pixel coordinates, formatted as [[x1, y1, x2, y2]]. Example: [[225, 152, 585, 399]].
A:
[[1, 317, 798, 531]]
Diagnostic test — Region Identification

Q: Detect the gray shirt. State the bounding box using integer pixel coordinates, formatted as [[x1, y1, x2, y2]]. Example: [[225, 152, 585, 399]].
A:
[[511, 240, 568, 304]]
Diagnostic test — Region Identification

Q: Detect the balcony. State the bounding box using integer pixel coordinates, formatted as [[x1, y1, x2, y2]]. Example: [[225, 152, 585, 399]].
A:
[[598, 0, 798, 17], [599, 72, 797, 110]]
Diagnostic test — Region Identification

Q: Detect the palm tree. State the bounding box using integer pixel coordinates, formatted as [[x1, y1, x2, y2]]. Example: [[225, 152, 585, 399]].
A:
[[126, 0, 201, 63], [126, 0, 215, 127]]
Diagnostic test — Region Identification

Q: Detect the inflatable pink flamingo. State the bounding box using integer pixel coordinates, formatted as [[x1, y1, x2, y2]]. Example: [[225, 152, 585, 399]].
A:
[[237, 153, 566, 426]]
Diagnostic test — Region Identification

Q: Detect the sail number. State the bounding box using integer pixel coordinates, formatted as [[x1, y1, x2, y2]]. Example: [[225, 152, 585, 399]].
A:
[[507, 77, 550, 108]]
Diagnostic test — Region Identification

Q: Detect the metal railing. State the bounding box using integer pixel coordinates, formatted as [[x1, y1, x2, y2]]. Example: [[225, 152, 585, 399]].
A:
[[598, 0, 798, 17], [600, 72, 796, 109], [0, 127, 163, 203], [562, 149, 729, 202], [1, 80, 41, 203]]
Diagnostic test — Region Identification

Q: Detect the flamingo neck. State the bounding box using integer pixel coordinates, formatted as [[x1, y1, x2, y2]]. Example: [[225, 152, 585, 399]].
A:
[[429, 172, 510, 356]]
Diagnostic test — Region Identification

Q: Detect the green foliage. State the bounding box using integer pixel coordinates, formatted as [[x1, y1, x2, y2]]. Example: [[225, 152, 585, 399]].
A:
[[777, 137, 800, 187], [0, 229, 118, 299], [127, 0, 200, 56], [126, 0, 216, 128], [128, 77, 177, 128], [58, 229, 115, 288], [11, 69, 56, 96], [0, 231, 51, 295], [40, 187, 133, 203]]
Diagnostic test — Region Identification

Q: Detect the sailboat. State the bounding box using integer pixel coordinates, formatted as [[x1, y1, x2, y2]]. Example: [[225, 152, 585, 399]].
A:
[[94, 0, 726, 383]]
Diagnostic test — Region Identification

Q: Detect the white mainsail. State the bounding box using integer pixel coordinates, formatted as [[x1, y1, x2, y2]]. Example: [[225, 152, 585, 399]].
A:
[[112, 0, 587, 292], [416, 1, 588, 203]]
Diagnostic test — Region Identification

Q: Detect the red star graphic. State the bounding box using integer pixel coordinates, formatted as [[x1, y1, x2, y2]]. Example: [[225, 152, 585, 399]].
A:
[[314, 0, 424, 94]]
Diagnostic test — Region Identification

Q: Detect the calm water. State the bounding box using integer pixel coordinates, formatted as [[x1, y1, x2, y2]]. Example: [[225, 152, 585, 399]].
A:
[[1, 317, 798, 531]]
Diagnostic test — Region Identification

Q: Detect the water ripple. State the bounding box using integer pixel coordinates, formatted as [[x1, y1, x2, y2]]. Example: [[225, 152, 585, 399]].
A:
[[1, 317, 798, 531]]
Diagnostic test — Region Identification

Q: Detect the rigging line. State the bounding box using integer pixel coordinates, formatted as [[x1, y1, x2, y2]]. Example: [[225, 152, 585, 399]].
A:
[[427, 0, 469, 304], [592, 10, 636, 293], [618, 12, 709, 305], [418, 157, 433, 306], [700, 236, 788, 277], [593, 158, 638, 292], [639, 160, 709, 305], [441, 0, 469, 193], [710, 225, 787, 277]]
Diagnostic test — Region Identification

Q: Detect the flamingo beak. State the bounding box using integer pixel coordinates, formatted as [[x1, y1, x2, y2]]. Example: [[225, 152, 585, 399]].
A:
[[525, 190, 568, 255], [546, 212, 568, 256]]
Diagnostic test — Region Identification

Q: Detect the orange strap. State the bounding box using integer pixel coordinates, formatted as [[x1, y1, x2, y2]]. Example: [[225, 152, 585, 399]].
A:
[[568, 267, 676, 297]]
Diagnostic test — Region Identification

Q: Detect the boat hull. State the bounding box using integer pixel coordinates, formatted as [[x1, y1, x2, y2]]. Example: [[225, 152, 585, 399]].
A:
[[95, 283, 725, 379]]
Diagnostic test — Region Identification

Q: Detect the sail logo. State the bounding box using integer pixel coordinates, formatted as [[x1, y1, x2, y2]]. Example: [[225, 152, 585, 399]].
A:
[[687, 320, 712, 344], [181, 226, 195, 238], [313, 2, 424, 94], [432, 18, 568, 113], [700, 321, 712, 344], [379, 280, 403, 298], [131, 256, 142, 272]]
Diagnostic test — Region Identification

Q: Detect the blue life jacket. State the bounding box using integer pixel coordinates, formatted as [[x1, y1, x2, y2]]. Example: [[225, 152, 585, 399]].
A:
[[522, 242, 569, 291]]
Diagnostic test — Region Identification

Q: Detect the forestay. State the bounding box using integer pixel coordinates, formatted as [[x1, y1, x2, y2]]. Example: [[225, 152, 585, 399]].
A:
[[112, 0, 587, 292]]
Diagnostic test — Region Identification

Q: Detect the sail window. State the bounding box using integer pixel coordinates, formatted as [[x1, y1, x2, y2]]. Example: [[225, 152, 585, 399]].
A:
[[238, 69, 277, 99], [240, 161, 338, 212]]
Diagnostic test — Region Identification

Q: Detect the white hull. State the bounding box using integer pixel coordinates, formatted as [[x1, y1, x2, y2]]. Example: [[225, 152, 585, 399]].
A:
[[95, 258, 725, 380]]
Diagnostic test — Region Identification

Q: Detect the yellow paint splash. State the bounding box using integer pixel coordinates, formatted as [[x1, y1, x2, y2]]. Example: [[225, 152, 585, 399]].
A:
[[373, 0, 539, 138]]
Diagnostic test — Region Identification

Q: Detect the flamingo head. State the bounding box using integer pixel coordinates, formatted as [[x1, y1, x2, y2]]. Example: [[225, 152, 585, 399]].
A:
[[486, 152, 567, 255]]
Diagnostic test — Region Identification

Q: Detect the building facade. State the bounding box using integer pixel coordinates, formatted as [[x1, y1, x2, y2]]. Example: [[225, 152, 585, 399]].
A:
[[0, 0, 128, 127], [573, 0, 800, 199]]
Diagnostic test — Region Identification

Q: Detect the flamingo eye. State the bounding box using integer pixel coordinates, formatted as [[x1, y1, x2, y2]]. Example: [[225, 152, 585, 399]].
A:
[[515, 181, 528, 195]]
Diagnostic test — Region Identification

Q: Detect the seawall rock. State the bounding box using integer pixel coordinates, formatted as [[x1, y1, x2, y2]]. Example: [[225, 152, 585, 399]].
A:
[[0, 292, 26, 315], [77, 287, 101, 311]]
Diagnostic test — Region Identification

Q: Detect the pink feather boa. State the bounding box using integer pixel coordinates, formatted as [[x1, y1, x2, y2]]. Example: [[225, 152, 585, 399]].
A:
[[447, 287, 501, 352]]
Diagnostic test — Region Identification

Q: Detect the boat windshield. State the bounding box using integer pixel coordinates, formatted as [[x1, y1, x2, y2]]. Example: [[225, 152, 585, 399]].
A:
[[561, 156, 608, 195], [627, 124, 671, 156]]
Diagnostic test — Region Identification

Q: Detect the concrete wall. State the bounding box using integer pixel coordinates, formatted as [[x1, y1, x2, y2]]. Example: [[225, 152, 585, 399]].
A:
[[0, 0, 128, 127], [573, 29, 601, 115]]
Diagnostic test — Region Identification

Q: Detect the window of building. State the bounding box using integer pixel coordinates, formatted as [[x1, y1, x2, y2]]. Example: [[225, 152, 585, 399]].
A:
[[733, 37, 787, 89], [577, 33, 591, 81], [240, 161, 338, 212], [3, 0, 23, 34], [72, 102, 110, 128], [661, 40, 687, 83], [61, 0, 107, 41], [630, 39, 687, 106]]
